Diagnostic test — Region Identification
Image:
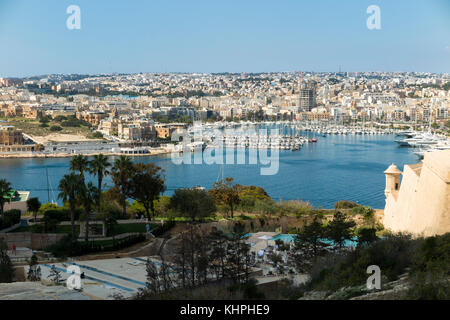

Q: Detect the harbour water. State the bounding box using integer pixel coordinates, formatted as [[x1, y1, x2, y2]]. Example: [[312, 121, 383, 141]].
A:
[[0, 132, 417, 209]]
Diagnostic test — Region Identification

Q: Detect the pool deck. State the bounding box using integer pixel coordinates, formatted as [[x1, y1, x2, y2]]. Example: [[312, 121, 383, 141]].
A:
[[22, 255, 264, 300], [25, 257, 157, 299]]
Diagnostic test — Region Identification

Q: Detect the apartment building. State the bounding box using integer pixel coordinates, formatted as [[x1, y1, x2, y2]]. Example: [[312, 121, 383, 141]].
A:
[[0, 78, 23, 87], [154, 123, 186, 139], [296, 80, 317, 111], [76, 111, 108, 126], [0, 125, 36, 153], [0, 126, 24, 145]]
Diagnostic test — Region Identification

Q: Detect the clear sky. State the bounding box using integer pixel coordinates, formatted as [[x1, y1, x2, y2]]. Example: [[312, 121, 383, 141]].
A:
[[0, 0, 449, 77]]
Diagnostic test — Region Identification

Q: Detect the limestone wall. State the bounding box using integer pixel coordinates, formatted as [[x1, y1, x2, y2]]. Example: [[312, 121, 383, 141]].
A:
[[413, 160, 450, 235], [383, 150, 450, 237], [383, 165, 420, 233]]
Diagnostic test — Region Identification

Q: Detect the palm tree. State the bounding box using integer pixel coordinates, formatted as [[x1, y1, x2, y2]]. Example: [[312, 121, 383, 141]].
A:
[[0, 179, 12, 218], [111, 156, 133, 218], [89, 154, 111, 213], [26, 197, 42, 222], [58, 173, 83, 243], [70, 155, 89, 182], [78, 182, 98, 244]]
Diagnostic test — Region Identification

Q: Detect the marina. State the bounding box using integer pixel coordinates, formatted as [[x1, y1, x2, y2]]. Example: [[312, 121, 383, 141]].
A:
[[0, 128, 418, 209], [393, 131, 450, 159], [182, 121, 397, 153]]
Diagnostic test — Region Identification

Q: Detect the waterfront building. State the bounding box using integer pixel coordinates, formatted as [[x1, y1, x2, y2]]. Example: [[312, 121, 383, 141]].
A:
[[155, 123, 186, 139], [383, 150, 450, 237], [44, 140, 120, 154], [0, 126, 24, 145], [0, 125, 37, 153]]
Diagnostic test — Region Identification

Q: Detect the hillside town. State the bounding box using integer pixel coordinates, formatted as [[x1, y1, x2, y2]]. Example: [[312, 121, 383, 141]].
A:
[[0, 72, 449, 157]]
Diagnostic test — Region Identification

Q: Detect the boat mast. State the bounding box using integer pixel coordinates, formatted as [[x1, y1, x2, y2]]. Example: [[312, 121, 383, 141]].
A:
[[46, 168, 50, 203], [427, 99, 433, 135]]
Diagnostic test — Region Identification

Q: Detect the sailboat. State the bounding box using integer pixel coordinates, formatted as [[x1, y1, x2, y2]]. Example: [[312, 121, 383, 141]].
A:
[[46, 168, 57, 205]]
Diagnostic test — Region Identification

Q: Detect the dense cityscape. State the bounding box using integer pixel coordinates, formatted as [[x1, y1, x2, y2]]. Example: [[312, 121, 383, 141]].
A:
[[0, 71, 449, 157]]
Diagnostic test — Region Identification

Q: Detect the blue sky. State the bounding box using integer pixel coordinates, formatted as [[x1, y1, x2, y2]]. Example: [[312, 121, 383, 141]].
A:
[[0, 0, 449, 77]]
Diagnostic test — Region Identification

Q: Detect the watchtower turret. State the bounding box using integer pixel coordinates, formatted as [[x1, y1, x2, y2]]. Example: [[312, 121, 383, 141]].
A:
[[384, 163, 402, 198]]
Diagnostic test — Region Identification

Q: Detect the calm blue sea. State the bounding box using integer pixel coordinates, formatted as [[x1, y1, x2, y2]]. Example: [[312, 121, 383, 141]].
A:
[[0, 132, 417, 209]]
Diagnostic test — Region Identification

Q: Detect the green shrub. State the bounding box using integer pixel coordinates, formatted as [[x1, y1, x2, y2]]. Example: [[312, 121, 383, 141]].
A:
[[41, 204, 81, 222], [130, 201, 146, 217], [54, 115, 68, 122], [60, 116, 91, 128], [309, 233, 420, 292], [151, 220, 175, 237], [236, 185, 274, 214], [406, 233, 450, 299], [277, 200, 313, 216], [334, 200, 359, 209], [39, 203, 59, 213], [50, 125, 62, 132], [47, 234, 147, 258], [253, 200, 277, 215], [0, 209, 21, 230], [350, 206, 374, 216], [43, 209, 68, 222], [91, 131, 103, 139], [154, 196, 172, 217], [29, 223, 45, 233]]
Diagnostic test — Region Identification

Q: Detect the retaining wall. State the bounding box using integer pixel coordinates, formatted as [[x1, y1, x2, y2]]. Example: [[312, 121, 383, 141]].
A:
[[0, 232, 64, 250]]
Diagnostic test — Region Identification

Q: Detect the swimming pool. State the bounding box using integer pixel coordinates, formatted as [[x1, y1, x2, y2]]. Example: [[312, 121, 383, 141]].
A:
[[250, 233, 359, 248], [271, 234, 295, 242]]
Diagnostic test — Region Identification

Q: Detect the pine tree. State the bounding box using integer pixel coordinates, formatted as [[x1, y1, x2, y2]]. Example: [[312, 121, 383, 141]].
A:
[[326, 211, 356, 249], [291, 218, 329, 273], [294, 217, 329, 256]]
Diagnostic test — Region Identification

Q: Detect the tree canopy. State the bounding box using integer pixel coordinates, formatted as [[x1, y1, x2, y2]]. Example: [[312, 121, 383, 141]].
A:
[[209, 177, 240, 218], [170, 188, 216, 221]]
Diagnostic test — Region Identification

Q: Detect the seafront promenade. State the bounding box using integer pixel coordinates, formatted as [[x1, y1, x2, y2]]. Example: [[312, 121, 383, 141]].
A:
[[0, 149, 172, 159]]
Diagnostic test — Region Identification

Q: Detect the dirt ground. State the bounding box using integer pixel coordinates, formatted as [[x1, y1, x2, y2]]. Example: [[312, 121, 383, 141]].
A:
[[30, 133, 101, 144]]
